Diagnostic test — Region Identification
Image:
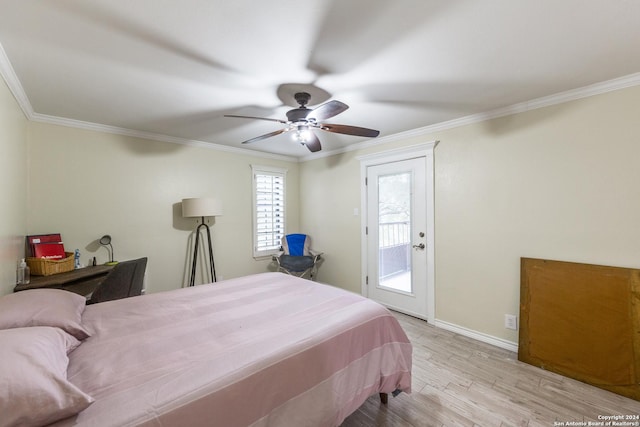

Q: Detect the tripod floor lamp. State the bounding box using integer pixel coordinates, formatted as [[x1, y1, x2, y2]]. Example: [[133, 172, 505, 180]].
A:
[[182, 197, 222, 286]]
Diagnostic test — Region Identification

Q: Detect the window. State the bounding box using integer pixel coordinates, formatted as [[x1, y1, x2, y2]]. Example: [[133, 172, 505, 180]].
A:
[[252, 165, 287, 257]]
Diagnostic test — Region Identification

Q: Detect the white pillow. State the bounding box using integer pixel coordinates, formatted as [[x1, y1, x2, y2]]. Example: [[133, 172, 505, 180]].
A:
[[0, 327, 94, 427], [0, 289, 91, 340]]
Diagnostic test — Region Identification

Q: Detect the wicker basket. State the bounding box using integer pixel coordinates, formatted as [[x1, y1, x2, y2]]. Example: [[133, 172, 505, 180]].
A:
[[27, 252, 75, 276]]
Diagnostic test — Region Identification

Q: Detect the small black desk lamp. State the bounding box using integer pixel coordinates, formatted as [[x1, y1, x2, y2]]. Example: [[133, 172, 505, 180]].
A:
[[182, 198, 222, 286], [99, 235, 118, 265]]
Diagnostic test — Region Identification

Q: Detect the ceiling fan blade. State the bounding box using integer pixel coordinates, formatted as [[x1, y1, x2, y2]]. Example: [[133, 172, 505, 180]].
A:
[[241, 129, 287, 144], [307, 100, 348, 121], [224, 114, 287, 124], [320, 124, 380, 138], [304, 133, 322, 152]]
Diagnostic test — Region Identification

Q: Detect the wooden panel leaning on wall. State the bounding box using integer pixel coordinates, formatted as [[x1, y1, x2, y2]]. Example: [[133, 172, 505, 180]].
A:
[[519, 257, 640, 401]]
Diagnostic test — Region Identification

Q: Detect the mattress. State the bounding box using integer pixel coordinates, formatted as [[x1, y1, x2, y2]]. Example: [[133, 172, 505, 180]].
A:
[[51, 272, 412, 426]]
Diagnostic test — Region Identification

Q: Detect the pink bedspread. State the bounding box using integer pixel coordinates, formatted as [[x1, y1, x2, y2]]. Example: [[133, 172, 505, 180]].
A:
[[51, 273, 412, 427]]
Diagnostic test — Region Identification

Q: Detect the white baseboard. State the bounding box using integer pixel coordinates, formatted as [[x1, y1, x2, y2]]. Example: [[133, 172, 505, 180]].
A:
[[434, 319, 519, 353]]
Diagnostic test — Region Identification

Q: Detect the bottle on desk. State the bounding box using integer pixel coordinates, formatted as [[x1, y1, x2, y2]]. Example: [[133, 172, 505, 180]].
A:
[[16, 258, 30, 285], [74, 249, 82, 269]]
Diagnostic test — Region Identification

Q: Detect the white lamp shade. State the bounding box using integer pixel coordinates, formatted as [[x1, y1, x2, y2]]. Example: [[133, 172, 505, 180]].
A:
[[182, 198, 223, 218]]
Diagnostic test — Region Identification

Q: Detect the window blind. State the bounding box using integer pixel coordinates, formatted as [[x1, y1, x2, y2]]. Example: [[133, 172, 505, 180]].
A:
[[255, 172, 285, 253]]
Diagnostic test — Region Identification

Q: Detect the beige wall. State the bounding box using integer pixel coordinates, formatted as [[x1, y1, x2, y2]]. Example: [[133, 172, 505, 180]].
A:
[[4, 72, 640, 346], [0, 77, 28, 295], [300, 85, 640, 344], [26, 123, 299, 294], [298, 151, 363, 288]]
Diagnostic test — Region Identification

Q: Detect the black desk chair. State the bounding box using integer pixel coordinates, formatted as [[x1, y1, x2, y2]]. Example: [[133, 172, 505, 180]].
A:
[[89, 257, 147, 304]]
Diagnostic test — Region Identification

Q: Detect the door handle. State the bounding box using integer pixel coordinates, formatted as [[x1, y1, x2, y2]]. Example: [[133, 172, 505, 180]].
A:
[[412, 243, 425, 250]]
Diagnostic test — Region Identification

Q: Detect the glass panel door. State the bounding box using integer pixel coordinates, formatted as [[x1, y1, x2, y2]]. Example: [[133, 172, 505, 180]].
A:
[[378, 172, 412, 293], [367, 157, 428, 318]]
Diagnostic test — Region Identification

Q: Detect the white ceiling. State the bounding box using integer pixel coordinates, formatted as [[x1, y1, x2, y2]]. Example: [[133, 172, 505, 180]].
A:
[[1, 0, 639, 159]]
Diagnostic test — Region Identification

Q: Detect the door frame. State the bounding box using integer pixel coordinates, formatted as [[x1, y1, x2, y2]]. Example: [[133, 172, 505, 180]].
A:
[[358, 141, 437, 323]]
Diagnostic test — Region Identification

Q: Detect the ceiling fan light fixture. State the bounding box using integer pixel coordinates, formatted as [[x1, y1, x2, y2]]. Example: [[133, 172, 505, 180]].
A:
[[293, 125, 311, 143], [225, 91, 379, 153]]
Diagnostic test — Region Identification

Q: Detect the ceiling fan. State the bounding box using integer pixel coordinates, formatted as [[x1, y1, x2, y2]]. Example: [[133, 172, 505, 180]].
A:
[[224, 92, 380, 152]]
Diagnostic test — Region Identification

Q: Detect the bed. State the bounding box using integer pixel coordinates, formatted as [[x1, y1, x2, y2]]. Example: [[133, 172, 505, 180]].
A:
[[0, 272, 412, 427]]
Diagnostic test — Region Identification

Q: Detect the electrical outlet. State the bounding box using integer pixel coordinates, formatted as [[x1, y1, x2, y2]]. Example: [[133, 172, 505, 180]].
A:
[[504, 314, 518, 330]]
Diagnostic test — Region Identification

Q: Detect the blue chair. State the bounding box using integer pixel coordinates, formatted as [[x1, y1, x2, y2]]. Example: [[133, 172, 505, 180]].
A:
[[273, 234, 322, 280]]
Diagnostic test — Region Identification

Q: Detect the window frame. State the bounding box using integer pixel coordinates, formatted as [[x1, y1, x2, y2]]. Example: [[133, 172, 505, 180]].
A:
[[251, 165, 287, 258]]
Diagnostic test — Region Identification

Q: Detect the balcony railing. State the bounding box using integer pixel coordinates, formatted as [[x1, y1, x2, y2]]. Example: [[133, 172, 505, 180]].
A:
[[379, 221, 411, 278]]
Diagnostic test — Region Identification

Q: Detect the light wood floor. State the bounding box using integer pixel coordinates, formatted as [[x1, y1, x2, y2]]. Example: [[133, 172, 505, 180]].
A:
[[342, 312, 640, 427]]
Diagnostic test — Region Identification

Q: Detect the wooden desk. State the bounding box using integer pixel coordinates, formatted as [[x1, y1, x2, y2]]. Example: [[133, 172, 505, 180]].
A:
[[14, 265, 114, 299]]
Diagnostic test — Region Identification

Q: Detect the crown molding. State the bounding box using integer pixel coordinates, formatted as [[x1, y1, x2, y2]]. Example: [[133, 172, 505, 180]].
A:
[[0, 42, 34, 119], [0, 41, 297, 163], [29, 112, 298, 162], [300, 72, 640, 162], [2, 40, 638, 164]]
